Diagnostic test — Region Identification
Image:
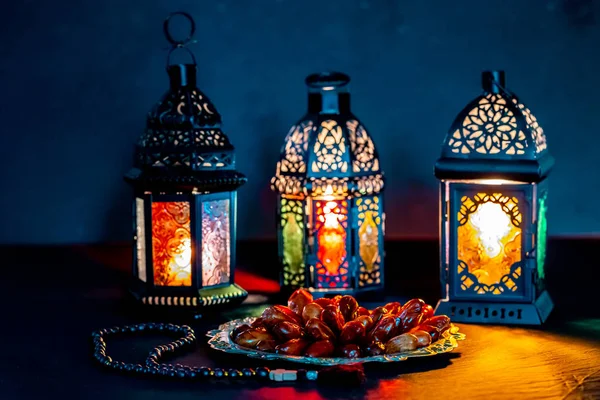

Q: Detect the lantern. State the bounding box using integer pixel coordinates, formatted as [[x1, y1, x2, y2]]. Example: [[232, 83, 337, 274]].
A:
[[434, 70, 554, 325], [124, 12, 247, 311], [271, 72, 385, 298]]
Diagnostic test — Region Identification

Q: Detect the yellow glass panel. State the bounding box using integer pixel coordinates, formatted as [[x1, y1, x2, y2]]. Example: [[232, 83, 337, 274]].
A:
[[151, 202, 192, 286], [357, 196, 382, 287], [201, 199, 230, 287], [457, 193, 521, 292], [359, 210, 379, 271]]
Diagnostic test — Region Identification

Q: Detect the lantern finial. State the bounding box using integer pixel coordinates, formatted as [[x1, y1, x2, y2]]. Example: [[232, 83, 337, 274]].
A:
[[305, 72, 351, 90], [481, 70, 506, 94]]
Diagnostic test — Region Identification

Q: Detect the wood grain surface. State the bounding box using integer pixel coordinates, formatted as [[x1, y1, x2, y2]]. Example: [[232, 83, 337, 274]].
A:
[[0, 242, 598, 400]]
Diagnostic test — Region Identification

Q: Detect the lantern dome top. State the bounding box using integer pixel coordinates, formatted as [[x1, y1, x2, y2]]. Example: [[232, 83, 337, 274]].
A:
[[271, 72, 384, 198], [435, 70, 554, 182], [125, 12, 246, 193]]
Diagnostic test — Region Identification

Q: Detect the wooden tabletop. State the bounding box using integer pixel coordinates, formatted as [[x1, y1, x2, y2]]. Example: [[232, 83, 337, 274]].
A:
[[1, 241, 599, 399]]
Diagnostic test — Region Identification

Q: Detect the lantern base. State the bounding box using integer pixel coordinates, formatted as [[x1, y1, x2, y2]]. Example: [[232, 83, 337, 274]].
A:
[[434, 290, 553, 325], [129, 282, 248, 315]]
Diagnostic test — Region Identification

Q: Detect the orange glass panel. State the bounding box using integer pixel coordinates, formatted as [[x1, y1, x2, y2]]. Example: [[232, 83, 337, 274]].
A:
[[316, 200, 347, 275], [201, 199, 231, 287], [151, 202, 192, 286], [457, 193, 521, 294]]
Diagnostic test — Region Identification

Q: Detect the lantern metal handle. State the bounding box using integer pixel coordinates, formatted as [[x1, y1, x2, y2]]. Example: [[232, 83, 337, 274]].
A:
[[163, 11, 198, 68], [495, 79, 514, 98], [491, 75, 514, 98]]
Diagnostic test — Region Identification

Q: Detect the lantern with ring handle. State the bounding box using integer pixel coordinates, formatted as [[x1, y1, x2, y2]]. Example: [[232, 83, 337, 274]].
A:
[[125, 12, 247, 313]]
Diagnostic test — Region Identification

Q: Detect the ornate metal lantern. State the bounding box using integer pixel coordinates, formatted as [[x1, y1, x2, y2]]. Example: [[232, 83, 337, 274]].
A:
[[271, 72, 385, 298], [124, 12, 247, 311], [434, 70, 554, 325]]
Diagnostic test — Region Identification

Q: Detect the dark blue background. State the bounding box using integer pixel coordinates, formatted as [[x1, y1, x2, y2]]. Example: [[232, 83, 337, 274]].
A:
[[1, 0, 599, 244]]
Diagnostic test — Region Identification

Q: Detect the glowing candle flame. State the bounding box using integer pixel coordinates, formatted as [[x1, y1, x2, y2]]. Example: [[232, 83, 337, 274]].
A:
[[470, 202, 511, 258]]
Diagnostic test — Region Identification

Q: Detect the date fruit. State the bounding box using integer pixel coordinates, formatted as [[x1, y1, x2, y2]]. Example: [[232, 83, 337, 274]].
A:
[[305, 318, 335, 341], [321, 305, 345, 333], [261, 305, 303, 328], [384, 302, 402, 315], [275, 338, 309, 356], [355, 315, 374, 332], [338, 344, 361, 358], [255, 339, 277, 353], [234, 329, 274, 349], [313, 298, 334, 308], [356, 307, 370, 317], [302, 302, 324, 324], [338, 295, 360, 322], [368, 315, 396, 344], [232, 295, 454, 360], [370, 306, 390, 324], [385, 333, 419, 354], [272, 321, 304, 341], [417, 305, 434, 325], [396, 298, 426, 333], [409, 324, 441, 342], [250, 318, 266, 329], [231, 324, 251, 340], [422, 315, 451, 333], [339, 320, 366, 344], [304, 340, 335, 358], [398, 299, 425, 316], [410, 330, 432, 347], [288, 288, 313, 316]]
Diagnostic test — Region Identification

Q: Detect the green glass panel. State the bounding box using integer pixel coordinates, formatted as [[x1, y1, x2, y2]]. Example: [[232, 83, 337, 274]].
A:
[[537, 196, 548, 281]]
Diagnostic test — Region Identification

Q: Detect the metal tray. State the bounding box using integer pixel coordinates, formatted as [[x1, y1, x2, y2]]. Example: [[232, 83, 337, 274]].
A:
[[207, 317, 465, 366]]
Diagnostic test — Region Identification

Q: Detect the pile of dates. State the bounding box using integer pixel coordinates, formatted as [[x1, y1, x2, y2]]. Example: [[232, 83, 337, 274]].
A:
[[231, 289, 451, 358]]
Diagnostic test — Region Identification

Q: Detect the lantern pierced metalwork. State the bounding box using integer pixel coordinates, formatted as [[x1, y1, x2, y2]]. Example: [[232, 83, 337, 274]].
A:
[[434, 70, 554, 325], [271, 72, 386, 298], [125, 12, 247, 312]]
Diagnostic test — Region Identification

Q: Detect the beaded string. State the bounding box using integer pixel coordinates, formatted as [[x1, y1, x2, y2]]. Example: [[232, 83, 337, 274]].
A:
[[90, 322, 318, 382]]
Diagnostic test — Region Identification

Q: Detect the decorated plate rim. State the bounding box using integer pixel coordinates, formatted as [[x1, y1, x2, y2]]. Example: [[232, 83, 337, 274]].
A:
[[206, 316, 465, 366]]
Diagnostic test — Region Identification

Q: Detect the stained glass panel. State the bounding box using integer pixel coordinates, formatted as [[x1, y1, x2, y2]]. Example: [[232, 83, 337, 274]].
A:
[[537, 195, 548, 281], [457, 193, 522, 295], [357, 196, 382, 287], [280, 197, 305, 287], [151, 202, 192, 286], [314, 199, 349, 289], [135, 198, 147, 282], [202, 199, 231, 287]]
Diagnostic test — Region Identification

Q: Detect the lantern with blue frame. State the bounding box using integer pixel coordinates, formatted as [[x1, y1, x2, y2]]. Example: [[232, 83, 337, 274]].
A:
[[271, 72, 386, 298], [434, 70, 554, 325]]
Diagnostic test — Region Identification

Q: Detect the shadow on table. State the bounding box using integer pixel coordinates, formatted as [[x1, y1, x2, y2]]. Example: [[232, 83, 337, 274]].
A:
[[363, 352, 460, 378], [535, 317, 600, 344]]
